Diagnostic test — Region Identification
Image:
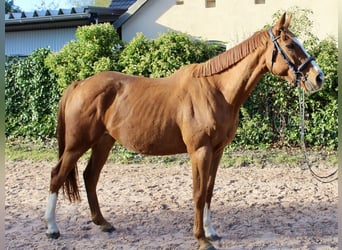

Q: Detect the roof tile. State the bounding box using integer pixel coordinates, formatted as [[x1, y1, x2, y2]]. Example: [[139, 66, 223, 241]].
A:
[[109, 0, 137, 9]]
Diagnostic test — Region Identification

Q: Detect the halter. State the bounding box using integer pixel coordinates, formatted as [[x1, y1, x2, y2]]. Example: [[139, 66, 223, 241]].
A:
[[268, 28, 315, 86], [297, 85, 338, 183], [269, 28, 337, 183]]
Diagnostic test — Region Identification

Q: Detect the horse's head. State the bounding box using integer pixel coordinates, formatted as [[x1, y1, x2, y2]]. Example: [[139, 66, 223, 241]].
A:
[[266, 13, 324, 93]]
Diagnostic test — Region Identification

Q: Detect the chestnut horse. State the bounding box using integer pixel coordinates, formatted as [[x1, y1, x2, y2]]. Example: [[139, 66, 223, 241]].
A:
[[45, 13, 324, 250]]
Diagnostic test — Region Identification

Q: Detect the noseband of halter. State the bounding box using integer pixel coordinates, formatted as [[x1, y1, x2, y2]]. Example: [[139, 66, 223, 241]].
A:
[[268, 28, 315, 85]]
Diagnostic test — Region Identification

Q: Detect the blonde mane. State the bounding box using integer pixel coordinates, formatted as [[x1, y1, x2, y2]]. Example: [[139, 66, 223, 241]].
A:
[[193, 30, 269, 77]]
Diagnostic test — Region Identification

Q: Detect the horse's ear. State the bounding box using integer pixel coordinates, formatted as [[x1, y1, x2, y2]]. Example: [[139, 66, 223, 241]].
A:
[[284, 14, 292, 29], [273, 12, 286, 35]]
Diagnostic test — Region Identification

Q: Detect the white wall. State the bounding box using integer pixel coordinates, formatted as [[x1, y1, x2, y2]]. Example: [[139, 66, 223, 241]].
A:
[[121, 0, 173, 42], [121, 0, 338, 45], [5, 28, 77, 56]]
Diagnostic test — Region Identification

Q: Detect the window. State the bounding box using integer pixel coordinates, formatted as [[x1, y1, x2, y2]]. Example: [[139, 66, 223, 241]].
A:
[[176, 0, 184, 5], [255, 0, 265, 4], [206, 0, 216, 8]]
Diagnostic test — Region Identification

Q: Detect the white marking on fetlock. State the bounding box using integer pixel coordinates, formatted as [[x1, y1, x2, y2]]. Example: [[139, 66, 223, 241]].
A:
[[45, 193, 60, 236], [203, 203, 218, 239]]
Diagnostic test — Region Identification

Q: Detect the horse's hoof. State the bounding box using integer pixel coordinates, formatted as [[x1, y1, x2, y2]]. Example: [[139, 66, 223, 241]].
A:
[[199, 245, 216, 250], [46, 231, 60, 239], [199, 241, 216, 250], [207, 234, 221, 241], [100, 224, 115, 233]]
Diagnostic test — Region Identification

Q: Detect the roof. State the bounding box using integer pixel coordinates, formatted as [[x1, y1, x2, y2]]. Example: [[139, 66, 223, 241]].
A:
[[109, 0, 137, 9], [114, 0, 148, 28], [5, 6, 128, 32]]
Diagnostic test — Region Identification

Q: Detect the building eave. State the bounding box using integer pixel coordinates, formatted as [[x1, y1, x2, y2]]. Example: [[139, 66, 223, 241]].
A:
[[6, 14, 91, 31], [114, 0, 149, 29], [5, 6, 127, 32]]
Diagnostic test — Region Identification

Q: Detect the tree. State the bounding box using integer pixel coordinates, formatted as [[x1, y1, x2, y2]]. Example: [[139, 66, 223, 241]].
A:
[[236, 7, 338, 149], [271, 6, 319, 49], [68, 0, 93, 7], [119, 31, 225, 78], [45, 23, 123, 91], [35, 0, 59, 10], [5, 0, 21, 13], [5, 48, 59, 139], [34, 0, 110, 10], [94, 0, 111, 7]]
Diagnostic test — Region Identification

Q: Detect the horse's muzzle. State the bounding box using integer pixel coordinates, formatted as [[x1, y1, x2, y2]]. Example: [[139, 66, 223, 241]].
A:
[[302, 71, 324, 94], [316, 72, 325, 88]]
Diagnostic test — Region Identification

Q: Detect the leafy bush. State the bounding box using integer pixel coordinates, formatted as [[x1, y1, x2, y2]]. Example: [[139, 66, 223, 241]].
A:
[[118, 33, 153, 76], [234, 37, 337, 149], [271, 7, 319, 50], [305, 37, 338, 149], [5, 48, 59, 139], [232, 7, 337, 150], [45, 23, 123, 91], [119, 31, 225, 77]]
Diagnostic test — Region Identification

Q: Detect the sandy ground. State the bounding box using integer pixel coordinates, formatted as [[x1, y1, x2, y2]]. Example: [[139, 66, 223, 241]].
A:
[[5, 156, 337, 249]]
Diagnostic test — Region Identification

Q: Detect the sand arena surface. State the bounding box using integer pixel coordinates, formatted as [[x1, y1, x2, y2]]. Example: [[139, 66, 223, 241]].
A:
[[5, 158, 337, 249]]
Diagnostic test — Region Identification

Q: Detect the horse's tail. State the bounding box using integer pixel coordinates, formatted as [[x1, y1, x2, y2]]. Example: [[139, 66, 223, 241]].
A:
[[57, 82, 81, 202]]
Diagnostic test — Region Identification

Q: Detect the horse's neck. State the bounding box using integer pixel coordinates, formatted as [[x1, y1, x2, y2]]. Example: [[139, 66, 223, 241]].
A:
[[216, 48, 268, 108]]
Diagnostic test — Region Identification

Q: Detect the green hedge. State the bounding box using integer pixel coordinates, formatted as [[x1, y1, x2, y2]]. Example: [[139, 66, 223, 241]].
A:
[[235, 37, 337, 149], [45, 23, 123, 92], [5, 23, 337, 149], [5, 48, 59, 138], [118, 31, 224, 77]]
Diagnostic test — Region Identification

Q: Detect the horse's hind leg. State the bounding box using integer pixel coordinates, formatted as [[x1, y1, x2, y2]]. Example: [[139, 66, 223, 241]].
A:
[[45, 148, 86, 238], [83, 133, 115, 232]]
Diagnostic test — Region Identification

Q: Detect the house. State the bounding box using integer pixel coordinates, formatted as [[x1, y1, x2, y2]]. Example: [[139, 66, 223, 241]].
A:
[[5, 1, 137, 56], [5, 0, 337, 56], [114, 0, 338, 47]]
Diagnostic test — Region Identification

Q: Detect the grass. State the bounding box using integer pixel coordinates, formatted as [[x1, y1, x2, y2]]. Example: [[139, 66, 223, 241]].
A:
[[5, 138, 337, 168], [5, 138, 58, 162], [5, 138, 191, 165]]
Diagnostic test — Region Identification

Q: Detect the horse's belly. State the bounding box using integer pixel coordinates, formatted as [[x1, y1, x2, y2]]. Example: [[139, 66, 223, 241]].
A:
[[111, 124, 187, 156]]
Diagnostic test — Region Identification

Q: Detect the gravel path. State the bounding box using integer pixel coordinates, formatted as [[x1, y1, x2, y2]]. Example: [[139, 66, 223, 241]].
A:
[[5, 158, 337, 249]]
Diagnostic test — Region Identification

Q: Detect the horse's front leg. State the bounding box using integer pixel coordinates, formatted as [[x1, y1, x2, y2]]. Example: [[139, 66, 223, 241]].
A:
[[190, 146, 216, 250], [204, 149, 224, 241]]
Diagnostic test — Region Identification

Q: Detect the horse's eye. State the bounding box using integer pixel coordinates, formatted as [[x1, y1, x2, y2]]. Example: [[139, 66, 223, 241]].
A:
[[286, 43, 295, 50]]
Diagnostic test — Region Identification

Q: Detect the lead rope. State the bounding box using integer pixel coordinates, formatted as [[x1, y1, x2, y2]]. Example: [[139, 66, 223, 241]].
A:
[[297, 85, 338, 183]]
